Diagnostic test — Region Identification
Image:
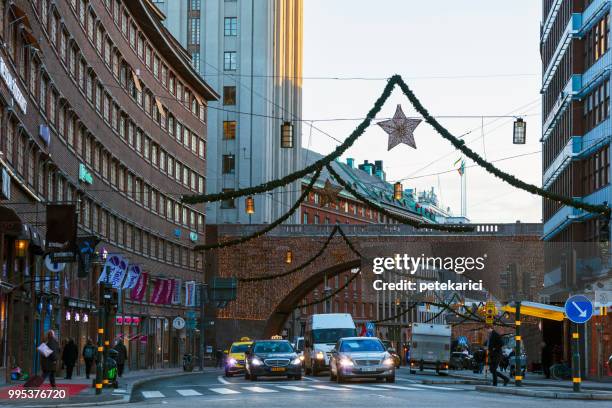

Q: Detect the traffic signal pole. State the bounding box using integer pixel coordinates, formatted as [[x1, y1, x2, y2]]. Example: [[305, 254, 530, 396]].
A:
[[95, 306, 103, 394], [514, 301, 522, 387]]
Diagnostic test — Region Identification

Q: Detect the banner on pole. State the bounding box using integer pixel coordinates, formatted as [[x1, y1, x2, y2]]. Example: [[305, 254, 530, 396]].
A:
[[130, 272, 148, 302], [171, 279, 182, 305], [123, 264, 142, 289], [185, 281, 196, 307], [97, 254, 129, 288]]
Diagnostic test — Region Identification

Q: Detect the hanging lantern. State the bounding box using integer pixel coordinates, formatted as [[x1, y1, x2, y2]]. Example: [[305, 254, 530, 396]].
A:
[[46, 302, 53, 314], [285, 250, 293, 264], [15, 239, 29, 258], [83, 313, 89, 323], [65, 310, 71, 321], [75, 312, 80, 322], [281, 121, 294, 148], [513, 118, 526, 144], [245, 196, 255, 214], [393, 182, 403, 200], [37, 300, 43, 313]]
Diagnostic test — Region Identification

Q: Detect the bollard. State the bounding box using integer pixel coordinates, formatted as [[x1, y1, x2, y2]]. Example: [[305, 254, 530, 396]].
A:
[[571, 323, 581, 392]]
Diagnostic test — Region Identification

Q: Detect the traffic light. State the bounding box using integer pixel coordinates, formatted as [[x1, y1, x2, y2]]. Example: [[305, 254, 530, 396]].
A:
[[485, 301, 496, 325]]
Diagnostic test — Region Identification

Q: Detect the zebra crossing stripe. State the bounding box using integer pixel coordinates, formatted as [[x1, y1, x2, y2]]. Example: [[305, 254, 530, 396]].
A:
[[242, 386, 278, 393], [209, 387, 241, 395], [410, 384, 457, 391], [312, 385, 351, 391], [341, 384, 389, 391], [176, 389, 203, 396], [276, 385, 314, 391], [141, 391, 165, 398], [376, 384, 422, 391]]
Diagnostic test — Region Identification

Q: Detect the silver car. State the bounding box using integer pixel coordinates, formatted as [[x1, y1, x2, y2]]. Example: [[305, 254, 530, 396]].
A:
[[329, 337, 396, 383]]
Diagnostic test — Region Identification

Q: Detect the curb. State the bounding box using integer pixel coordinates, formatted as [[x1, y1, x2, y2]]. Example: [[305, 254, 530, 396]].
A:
[[450, 373, 612, 392], [421, 379, 486, 385], [475, 385, 612, 400], [18, 370, 207, 408]]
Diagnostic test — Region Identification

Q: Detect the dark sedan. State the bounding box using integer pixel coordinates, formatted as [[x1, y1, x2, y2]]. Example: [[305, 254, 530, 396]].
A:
[[245, 339, 303, 381]]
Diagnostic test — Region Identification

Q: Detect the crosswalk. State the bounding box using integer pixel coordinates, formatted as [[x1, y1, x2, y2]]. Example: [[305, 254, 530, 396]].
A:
[[140, 382, 462, 399]]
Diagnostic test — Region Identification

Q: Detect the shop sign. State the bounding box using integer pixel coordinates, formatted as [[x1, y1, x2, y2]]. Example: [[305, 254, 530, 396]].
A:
[[79, 163, 93, 185], [173, 317, 186, 330], [1, 167, 10, 200], [132, 316, 141, 325], [123, 316, 132, 325], [46, 204, 77, 253], [0, 54, 27, 113], [139, 335, 147, 344], [116, 316, 123, 325], [189, 232, 198, 242]]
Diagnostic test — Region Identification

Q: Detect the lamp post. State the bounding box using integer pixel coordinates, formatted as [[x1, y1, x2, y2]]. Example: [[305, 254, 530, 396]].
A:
[[513, 118, 526, 144], [281, 122, 294, 148]]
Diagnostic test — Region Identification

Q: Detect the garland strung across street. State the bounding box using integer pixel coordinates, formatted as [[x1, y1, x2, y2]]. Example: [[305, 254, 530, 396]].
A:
[[183, 75, 609, 216], [194, 168, 322, 251], [326, 164, 474, 232], [296, 268, 361, 309]]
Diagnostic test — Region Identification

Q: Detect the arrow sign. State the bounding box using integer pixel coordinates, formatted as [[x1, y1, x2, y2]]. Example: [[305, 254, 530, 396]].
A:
[[565, 295, 594, 324]]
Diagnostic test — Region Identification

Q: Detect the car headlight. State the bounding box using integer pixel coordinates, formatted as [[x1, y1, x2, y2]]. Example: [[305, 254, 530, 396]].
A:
[[291, 357, 302, 365], [316, 351, 324, 360], [228, 358, 237, 366], [339, 358, 354, 367], [383, 357, 395, 366], [299, 355, 305, 361], [251, 357, 263, 366]]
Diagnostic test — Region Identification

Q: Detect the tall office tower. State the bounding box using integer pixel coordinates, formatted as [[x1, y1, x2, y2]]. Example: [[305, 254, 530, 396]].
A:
[[155, 0, 303, 224]]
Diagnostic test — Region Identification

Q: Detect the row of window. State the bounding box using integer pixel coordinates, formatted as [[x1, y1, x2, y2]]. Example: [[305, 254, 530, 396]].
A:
[[0, 112, 201, 271], [582, 144, 610, 196], [584, 14, 610, 69], [94, 0, 207, 121], [583, 79, 610, 132]]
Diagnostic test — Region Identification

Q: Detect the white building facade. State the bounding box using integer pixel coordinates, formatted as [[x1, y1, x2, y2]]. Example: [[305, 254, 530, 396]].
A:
[[154, 0, 303, 224]]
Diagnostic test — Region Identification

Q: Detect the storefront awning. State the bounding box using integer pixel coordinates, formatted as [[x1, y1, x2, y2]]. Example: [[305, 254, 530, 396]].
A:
[[502, 301, 566, 321], [0, 206, 23, 235]]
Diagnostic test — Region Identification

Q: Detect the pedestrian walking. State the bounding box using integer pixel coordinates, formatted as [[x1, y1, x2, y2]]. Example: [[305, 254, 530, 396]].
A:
[[113, 338, 128, 377], [40, 330, 60, 387], [62, 338, 78, 379], [82, 338, 96, 379], [215, 349, 224, 368], [487, 327, 509, 386], [541, 341, 552, 379]]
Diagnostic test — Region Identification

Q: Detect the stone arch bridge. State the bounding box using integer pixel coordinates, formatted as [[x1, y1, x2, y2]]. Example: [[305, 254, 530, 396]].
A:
[[203, 223, 542, 347]]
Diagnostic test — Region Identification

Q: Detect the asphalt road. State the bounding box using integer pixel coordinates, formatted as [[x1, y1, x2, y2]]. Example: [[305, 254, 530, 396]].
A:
[[123, 368, 609, 408]]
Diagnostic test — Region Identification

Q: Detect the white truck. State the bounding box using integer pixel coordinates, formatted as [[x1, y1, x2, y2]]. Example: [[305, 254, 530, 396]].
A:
[[303, 314, 357, 375], [409, 323, 452, 375]]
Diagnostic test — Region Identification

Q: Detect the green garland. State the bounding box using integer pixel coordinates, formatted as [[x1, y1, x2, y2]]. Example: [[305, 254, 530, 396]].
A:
[[195, 168, 321, 251], [183, 75, 609, 216], [296, 267, 361, 309], [326, 164, 475, 232], [394, 76, 610, 216], [238, 226, 340, 282]]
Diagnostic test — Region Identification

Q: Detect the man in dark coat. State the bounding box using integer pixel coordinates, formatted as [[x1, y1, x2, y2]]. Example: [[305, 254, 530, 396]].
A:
[[40, 330, 60, 387], [487, 327, 509, 386], [82, 338, 96, 379], [113, 338, 128, 377], [62, 338, 79, 379]]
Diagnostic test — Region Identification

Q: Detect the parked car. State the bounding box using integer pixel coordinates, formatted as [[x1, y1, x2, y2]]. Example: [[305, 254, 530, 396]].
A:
[[329, 337, 395, 383]]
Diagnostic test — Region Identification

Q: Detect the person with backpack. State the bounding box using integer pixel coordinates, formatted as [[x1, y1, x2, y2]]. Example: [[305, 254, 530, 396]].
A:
[[82, 338, 96, 379], [113, 338, 128, 377]]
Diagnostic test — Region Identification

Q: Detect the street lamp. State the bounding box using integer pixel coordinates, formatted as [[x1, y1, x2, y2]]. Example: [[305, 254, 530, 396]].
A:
[[281, 122, 294, 148], [285, 250, 293, 264], [14, 239, 29, 258], [513, 118, 526, 144], [393, 182, 403, 200], [245, 196, 255, 215]]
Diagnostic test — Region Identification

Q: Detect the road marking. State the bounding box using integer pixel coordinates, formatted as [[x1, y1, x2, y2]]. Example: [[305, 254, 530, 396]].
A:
[[217, 375, 231, 384], [209, 387, 241, 395], [410, 384, 457, 391], [112, 389, 128, 394], [303, 376, 321, 382], [311, 385, 351, 391], [242, 386, 278, 393], [141, 391, 165, 398], [176, 389, 203, 396], [276, 385, 314, 391], [341, 384, 389, 390], [376, 384, 422, 391]]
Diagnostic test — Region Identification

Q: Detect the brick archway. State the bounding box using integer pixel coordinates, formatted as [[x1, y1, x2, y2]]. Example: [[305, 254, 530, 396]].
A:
[[263, 259, 361, 337]]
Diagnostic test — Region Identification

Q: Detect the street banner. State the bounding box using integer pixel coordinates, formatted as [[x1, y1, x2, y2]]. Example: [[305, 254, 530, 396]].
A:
[[150, 279, 164, 304], [163, 279, 173, 305], [97, 254, 129, 288], [130, 272, 148, 302], [185, 281, 196, 307], [171, 279, 182, 305], [122, 264, 142, 289]]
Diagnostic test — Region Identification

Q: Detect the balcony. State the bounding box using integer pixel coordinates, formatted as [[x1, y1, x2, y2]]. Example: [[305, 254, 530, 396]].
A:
[[542, 14, 582, 92]]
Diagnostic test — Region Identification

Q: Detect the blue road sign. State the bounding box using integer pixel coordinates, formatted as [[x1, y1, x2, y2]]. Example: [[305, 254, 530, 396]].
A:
[[457, 336, 468, 346], [565, 295, 594, 324], [365, 321, 375, 337]]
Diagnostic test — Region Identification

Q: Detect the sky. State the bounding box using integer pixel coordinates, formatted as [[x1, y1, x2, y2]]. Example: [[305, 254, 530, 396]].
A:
[[302, 0, 543, 223]]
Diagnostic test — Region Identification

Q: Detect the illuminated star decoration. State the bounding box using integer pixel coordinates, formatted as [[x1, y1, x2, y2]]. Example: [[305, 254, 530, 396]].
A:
[[377, 104, 422, 150], [319, 180, 342, 207]]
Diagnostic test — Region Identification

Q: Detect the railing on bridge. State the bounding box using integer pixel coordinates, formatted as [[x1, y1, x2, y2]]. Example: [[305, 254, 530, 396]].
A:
[[215, 223, 543, 237]]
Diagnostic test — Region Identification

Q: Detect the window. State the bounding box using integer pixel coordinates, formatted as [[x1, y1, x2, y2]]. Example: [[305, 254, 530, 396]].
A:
[[190, 0, 200, 10], [582, 145, 610, 195], [303, 212, 309, 224], [221, 188, 235, 209], [583, 79, 610, 132], [223, 51, 237, 70], [189, 18, 200, 45], [223, 121, 236, 139], [314, 214, 320, 224], [223, 86, 236, 105], [585, 14, 610, 68], [224, 17, 237, 36], [222, 154, 235, 174], [191, 52, 200, 72]]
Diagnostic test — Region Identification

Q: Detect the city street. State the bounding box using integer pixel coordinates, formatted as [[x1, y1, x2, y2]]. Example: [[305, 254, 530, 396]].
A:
[[123, 369, 605, 408]]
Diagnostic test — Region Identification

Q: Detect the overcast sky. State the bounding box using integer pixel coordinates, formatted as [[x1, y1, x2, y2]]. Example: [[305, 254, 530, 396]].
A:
[[302, 0, 542, 223]]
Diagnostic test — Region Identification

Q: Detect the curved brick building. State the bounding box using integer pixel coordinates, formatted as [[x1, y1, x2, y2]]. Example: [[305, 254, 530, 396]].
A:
[[0, 0, 217, 378]]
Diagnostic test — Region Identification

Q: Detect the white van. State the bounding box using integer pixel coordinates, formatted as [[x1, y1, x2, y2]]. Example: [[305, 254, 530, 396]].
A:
[[409, 323, 451, 375], [304, 314, 356, 375]]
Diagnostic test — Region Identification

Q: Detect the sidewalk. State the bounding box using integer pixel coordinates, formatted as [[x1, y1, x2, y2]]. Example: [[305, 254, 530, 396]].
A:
[[0, 367, 217, 407], [450, 369, 612, 400]]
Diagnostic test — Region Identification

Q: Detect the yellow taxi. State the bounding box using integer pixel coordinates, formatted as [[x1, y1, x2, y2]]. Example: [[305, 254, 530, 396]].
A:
[[225, 337, 253, 377]]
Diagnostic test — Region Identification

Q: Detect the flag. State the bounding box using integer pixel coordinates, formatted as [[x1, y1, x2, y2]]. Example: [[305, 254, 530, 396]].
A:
[[130, 272, 148, 302], [150, 279, 164, 304], [171, 279, 182, 305], [123, 264, 142, 289], [185, 281, 196, 307], [97, 254, 129, 289], [163, 280, 173, 305]]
